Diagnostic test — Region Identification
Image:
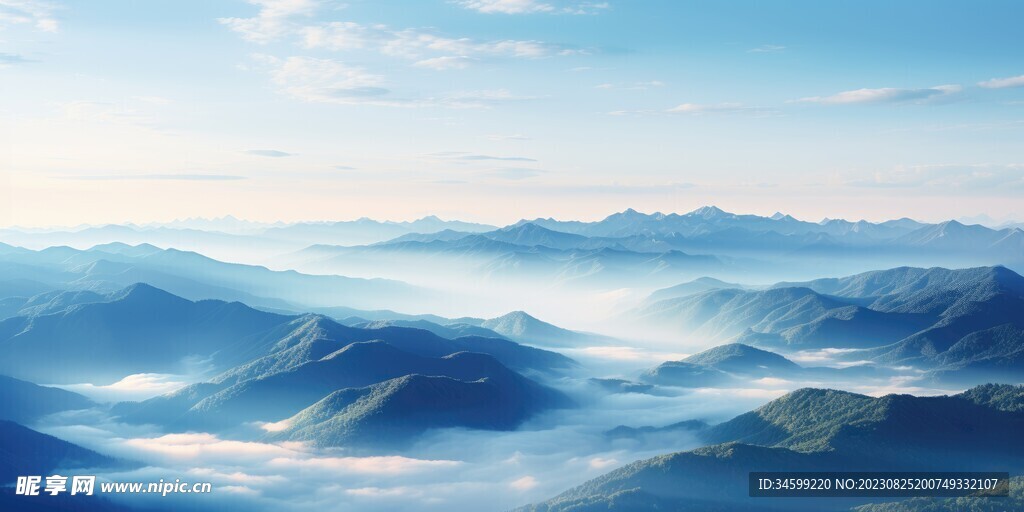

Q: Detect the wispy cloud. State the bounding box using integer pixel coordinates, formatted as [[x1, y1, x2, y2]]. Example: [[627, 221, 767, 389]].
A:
[[610, 102, 777, 117], [483, 133, 531, 141], [60, 373, 188, 401], [797, 84, 962, 105], [0, 0, 59, 31], [667, 102, 749, 114], [460, 154, 537, 162], [595, 80, 664, 90], [302, 21, 564, 61], [253, 54, 394, 105], [456, 0, 555, 14], [251, 55, 538, 108], [268, 455, 461, 475], [413, 56, 474, 70], [429, 151, 538, 162], [842, 163, 1024, 191], [0, 52, 33, 66], [454, 0, 609, 15], [58, 174, 247, 181], [225, 7, 574, 68], [245, 149, 294, 157], [485, 167, 546, 179], [748, 44, 785, 53], [978, 74, 1024, 89], [508, 475, 538, 490]]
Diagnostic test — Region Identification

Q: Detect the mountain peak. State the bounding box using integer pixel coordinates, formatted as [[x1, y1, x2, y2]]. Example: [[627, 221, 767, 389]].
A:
[[687, 205, 730, 219], [772, 213, 797, 222], [683, 343, 799, 371], [605, 208, 650, 221], [110, 283, 185, 304], [493, 310, 538, 322]]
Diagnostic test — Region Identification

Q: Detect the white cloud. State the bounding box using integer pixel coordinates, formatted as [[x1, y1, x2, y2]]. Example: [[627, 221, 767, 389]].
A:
[[377, 28, 555, 60], [588, 457, 618, 469], [798, 84, 962, 105], [123, 432, 309, 462], [255, 54, 392, 105], [508, 475, 538, 490], [0, 0, 59, 32], [749, 44, 785, 53], [258, 419, 293, 432], [218, 0, 320, 43], [346, 486, 420, 497], [268, 455, 462, 475], [455, 0, 609, 15], [187, 468, 286, 486], [219, 485, 262, 496], [441, 88, 540, 108], [251, 56, 536, 108], [596, 80, 665, 91], [978, 74, 1024, 89], [59, 373, 188, 401], [563, 346, 690, 362], [280, 17, 564, 64], [299, 20, 369, 50], [457, 0, 554, 14], [667, 102, 748, 114], [414, 56, 473, 70]]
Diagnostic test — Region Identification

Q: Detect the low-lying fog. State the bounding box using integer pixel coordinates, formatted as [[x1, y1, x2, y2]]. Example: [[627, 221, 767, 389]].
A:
[[38, 341, 967, 512]]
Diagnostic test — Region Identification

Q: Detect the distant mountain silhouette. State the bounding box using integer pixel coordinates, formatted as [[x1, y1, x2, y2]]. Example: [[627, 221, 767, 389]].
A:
[[642, 343, 799, 387], [0, 242, 426, 312], [481, 311, 612, 347], [642, 343, 891, 387], [0, 376, 94, 424], [646, 277, 747, 303], [0, 284, 572, 384], [605, 420, 709, 441], [353, 318, 504, 340], [481, 223, 589, 250]]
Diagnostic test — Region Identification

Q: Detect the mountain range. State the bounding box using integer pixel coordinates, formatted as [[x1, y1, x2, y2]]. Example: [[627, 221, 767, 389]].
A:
[[29, 285, 579, 446], [276, 207, 1024, 294], [0, 283, 572, 385], [118, 341, 569, 433], [0, 241, 426, 313], [641, 343, 889, 388], [633, 266, 1024, 385], [0, 216, 496, 262], [285, 223, 729, 289], [519, 384, 1024, 511]]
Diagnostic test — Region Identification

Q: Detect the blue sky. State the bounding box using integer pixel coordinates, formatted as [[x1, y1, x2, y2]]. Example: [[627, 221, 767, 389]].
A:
[[1, 0, 1023, 227]]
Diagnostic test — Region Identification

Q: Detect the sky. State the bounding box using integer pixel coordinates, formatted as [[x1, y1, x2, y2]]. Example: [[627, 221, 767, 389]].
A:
[[1, 0, 1023, 227]]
